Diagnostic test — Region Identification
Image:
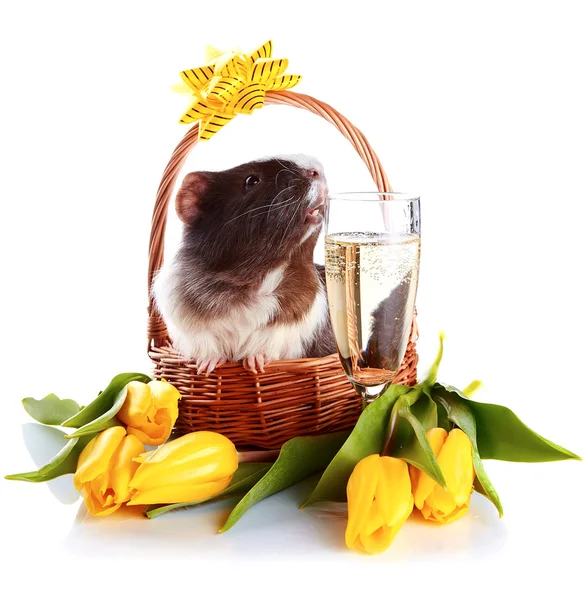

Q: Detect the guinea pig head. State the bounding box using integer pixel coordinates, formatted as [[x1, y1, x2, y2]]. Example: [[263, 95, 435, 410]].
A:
[[175, 155, 328, 268]]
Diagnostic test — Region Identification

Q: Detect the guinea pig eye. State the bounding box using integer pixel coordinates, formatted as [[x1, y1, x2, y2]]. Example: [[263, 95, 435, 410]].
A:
[[245, 175, 260, 189]]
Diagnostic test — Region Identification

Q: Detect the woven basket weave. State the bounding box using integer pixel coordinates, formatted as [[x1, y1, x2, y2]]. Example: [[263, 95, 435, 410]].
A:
[[147, 90, 419, 449]]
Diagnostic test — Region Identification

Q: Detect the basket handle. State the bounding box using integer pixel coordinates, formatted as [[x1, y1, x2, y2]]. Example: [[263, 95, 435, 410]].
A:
[[147, 90, 393, 347]]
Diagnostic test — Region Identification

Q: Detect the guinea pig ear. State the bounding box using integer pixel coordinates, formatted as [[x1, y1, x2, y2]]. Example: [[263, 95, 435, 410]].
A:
[[175, 172, 209, 224]]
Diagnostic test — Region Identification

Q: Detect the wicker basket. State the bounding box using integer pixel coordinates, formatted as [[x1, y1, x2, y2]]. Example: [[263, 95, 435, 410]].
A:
[[147, 90, 419, 449]]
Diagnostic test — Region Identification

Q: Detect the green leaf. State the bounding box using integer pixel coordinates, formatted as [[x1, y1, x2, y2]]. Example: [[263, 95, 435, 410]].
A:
[[471, 453, 502, 516], [411, 390, 438, 432], [62, 372, 151, 429], [22, 394, 80, 426], [432, 384, 503, 516], [436, 384, 580, 462], [220, 431, 349, 532], [391, 390, 446, 488], [144, 462, 272, 519], [65, 388, 126, 438], [303, 385, 410, 506], [5, 431, 92, 482], [436, 398, 451, 431], [471, 470, 501, 515]]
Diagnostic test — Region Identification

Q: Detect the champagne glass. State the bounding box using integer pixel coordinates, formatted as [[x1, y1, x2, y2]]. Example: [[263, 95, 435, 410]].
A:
[[324, 192, 421, 403]]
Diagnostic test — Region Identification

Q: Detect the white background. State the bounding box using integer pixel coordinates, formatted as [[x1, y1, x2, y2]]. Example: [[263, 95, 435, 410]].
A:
[[1, 1, 585, 598]]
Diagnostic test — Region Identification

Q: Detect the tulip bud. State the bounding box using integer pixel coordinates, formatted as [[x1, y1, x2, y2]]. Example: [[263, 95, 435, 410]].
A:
[[127, 431, 239, 505], [73, 426, 145, 516], [117, 380, 180, 446], [410, 428, 474, 523], [345, 455, 414, 555]]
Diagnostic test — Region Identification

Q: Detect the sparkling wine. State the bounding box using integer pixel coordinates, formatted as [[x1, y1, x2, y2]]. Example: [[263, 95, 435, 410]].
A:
[[325, 232, 420, 388]]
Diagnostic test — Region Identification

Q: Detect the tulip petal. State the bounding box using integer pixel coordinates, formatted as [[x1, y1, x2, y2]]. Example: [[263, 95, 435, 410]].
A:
[[126, 420, 169, 447], [438, 429, 474, 505], [425, 485, 457, 520], [359, 495, 414, 555], [414, 429, 474, 524], [412, 428, 448, 509], [148, 380, 180, 423], [133, 449, 157, 463], [117, 382, 155, 427], [130, 447, 238, 489], [363, 498, 387, 536], [345, 455, 380, 549], [109, 434, 145, 504], [421, 495, 469, 524], [74, 428, 145, 515], [128, 431, 239, 498], [93, 471, 110, 498], [80, 485, 121, 517], [73, 427, 126, 488], [359, 526, 395, 555], [136, 431, 235, 465], [409, 463, 421, 492], [376, 457, 413, 526], [119, 381, 178, 446], [440, 502, 469, 524], [128, 476, 233, 506]]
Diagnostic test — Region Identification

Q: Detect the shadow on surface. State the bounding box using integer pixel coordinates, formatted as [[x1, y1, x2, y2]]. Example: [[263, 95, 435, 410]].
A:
[[21, 423, 79, 504], [62, 472, 507, 561]]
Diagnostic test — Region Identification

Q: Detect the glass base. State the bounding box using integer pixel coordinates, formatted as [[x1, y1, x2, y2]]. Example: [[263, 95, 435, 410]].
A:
[[351, 381, 391, 405]]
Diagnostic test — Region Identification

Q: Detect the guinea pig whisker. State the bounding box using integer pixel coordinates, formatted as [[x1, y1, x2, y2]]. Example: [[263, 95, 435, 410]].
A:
[[267, 184, 300, 214], [275, 159, 298, 175], [274, 167, 295, 188], [223, 196, 296, 225], [257, 197, 298, 221], [249, 200, 297, 221], [279, 198, 304, 251]]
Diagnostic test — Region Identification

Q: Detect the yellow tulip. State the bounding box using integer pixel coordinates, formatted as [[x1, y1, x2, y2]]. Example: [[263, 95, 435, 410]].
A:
[[73, 426, 145, 516], [127, 431, 238, 505], [345, 455, 414, 555], [116, 380, 180, 446], [411, 428, 475, 524]]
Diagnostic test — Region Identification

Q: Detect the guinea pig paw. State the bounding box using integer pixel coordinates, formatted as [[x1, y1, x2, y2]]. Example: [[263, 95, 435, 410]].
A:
[[196, 357, 227, 377], [243, 354, 267, 375]]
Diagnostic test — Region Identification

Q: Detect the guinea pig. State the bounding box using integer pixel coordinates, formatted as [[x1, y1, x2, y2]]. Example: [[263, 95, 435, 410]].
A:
[[153, 154, 337, 375]]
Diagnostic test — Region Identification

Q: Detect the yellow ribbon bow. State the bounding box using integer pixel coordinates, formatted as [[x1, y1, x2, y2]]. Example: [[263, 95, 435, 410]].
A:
[[176, 40, 302, 140]]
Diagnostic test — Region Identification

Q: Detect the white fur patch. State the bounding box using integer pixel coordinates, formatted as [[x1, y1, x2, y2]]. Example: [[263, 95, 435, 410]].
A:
[[300, 222, 320, 244], [258, 266, 285, 296], [153, 262, 328, 364], [266, 153, 325, 176], [238, 285, 328, 360]]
